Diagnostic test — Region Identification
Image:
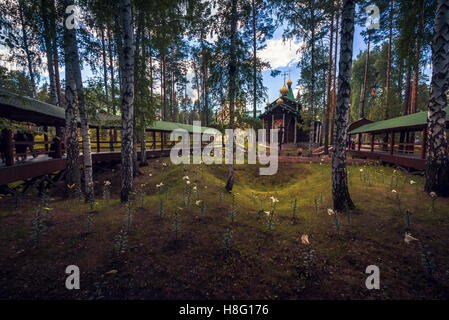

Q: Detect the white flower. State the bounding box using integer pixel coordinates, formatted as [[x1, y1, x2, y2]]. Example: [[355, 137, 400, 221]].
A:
[[149, 173, 152, 177], [404, 232, 418, 244], [193, 186, 197, 191], [327, 208, 335, 215], [269, 196, 279, 203], [430, 192, 437, 198], [186, 180, 191, 185], [104, 180, 111, 186], [264, 211, 270, 216], [360, 168, 364, 172], [195, 200, 202, 206], [182, 175, 190, 181], [301, 234, 310, 245], [156, 182, 164, 188], [162, 162, 167, 167], [410, 180, 416, 185], [391, 189, 397, 193]]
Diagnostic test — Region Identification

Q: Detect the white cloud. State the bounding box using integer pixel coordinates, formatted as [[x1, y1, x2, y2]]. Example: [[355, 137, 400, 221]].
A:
[[259, 39, 304, 70]]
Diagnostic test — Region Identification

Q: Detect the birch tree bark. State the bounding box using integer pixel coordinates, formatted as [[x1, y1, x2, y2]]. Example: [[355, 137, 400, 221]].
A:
[[425, 0, 449, 196], [41, 0, 58, 106], [225, 0, 238, 192], [330, 10, 339, 146], [324, 12, 334, 155], [332, 0, 355, 211], [359, 31, 370, 119], [63, 0, 81, 197], [119, 0, 134, 202], [308, 0, 316, 156], [70, 17, 94, 201]]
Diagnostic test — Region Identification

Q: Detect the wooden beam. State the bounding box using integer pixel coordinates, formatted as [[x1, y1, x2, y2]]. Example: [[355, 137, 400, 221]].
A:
[[153, 131, 156, 149], [109, 129, 114, 151], [44, 126, 49, 152], [55, 126, 62, 158], [390, 131, 395, 155], [294, 117, 297, 144], [2, 129, 14, 166], [421, 127, 427, 159], [96, 127, 100, 152], [358, 133, 362, 151], [161, 131, 164, 150], [371, 134, 375, 152]]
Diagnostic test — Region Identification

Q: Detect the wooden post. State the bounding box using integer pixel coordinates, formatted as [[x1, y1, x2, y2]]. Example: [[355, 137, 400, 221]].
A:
[[358, 133, 362, 151], [2, 129, 14, 166], [55, 126, 62, 158], [421, 128, 427, 159], [152, 131, 156, 149], [109, 129, 114, 151], [282, 114, 285, 143], [44, 126, 49, 152], [390, 131, 395, 155], [294, 117, 297, 144], [371, 134, 375, 152], [96, 127, 100, 152], [161, 131, 164, 150]]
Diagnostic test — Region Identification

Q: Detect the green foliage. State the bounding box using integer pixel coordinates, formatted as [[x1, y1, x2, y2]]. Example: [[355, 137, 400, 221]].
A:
[[290, 198, 298, 221], [223, 228, 233, 252], [230, 193, 237, 224], [303, 247, 316, 278], [420, 243, 436, 276], [405, 210, 412, 230], [158, 198, 164, 218], [114, 229, 128, 257], [31, 207, 46, 244], [173, 207, 180, 242]]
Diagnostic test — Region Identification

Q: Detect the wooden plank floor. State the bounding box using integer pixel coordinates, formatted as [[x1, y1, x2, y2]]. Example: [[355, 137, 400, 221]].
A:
[[0, 149, 171, 185], [349, 149, 425, 170]]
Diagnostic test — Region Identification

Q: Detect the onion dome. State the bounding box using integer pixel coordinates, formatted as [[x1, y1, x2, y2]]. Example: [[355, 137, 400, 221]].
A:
[[287, 77, 293, 87], [266, 101, 270, 106], [276, 97, 283, 104], [280, 83, 288, 96]]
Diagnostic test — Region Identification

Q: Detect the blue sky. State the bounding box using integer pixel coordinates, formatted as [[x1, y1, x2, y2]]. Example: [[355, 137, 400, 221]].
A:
[[261, 23, 368, 109]]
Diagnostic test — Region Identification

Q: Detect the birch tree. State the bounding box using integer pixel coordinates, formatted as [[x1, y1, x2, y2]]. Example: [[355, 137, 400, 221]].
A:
[[63, 0, 81, 197], [332, 0, 355, 211], [119, 0, 134, 202], [425, 0, 449, 196]]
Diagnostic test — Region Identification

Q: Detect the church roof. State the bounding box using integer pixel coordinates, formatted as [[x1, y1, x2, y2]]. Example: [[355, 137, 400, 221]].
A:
[[286, 83, 295, 100], [261, 96, 301, 118], [260, 78, 300, 119]]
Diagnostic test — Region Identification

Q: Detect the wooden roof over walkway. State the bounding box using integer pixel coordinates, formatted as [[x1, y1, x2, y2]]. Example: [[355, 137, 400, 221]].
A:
[[0, 89, 220, 134], [348, 108, 449, 135]]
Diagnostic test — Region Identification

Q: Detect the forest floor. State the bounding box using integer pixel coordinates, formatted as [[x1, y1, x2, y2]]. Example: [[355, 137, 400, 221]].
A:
[[1, 159, 449, 299]]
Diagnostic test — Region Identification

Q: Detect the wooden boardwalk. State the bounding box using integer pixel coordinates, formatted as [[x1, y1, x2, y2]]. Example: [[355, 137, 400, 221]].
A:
[[0, 149, 171, 186], [349, 148, 425, 170]]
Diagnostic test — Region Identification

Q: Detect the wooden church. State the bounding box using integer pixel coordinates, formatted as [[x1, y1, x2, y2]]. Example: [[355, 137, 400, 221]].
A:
[[259, 76, 304, 145]]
